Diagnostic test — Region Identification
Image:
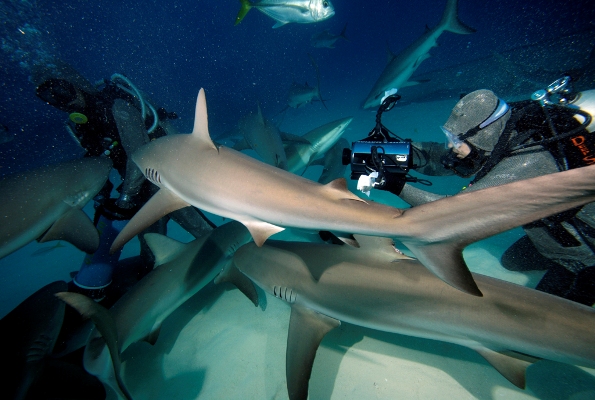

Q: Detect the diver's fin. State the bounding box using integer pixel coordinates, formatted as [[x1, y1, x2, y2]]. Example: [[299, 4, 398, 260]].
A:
[[286, 305, 340, 400], [110, 189, 190, 253], [38, 209, 100, 254]]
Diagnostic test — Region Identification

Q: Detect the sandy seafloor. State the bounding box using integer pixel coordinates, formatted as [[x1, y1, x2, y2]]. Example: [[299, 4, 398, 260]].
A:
[[2, 96, 595, 400]]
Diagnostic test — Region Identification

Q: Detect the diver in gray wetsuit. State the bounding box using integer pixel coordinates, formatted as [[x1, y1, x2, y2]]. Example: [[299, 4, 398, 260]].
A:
[[391, 84, 595, 306], [34, 61, 214, 300]]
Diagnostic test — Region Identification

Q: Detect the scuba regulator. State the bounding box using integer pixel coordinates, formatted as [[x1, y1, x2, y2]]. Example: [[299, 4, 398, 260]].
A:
[[342, 92, 423, 196]]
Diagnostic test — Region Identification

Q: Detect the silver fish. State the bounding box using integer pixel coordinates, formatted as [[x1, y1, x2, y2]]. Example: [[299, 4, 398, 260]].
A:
[[235, 0, 335, 29]]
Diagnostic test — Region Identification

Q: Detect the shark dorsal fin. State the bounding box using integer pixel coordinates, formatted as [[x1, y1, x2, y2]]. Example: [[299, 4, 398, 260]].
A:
[[256, 101, 264, 124], [143, 233, 187, 267], [192, 89, 217, 150], [324, 178, 367, 203]]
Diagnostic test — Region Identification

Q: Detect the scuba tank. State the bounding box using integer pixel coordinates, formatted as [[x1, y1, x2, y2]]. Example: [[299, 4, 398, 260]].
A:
[[530, 76, 594, 169]]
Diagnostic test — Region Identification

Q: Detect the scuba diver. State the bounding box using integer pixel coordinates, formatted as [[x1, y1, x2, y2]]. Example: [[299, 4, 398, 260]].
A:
[[344, 77, 595, 306], [34, 61, 215, 302]]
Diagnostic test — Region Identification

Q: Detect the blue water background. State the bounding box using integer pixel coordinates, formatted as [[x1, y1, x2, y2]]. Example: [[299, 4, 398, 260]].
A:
[[1, 0, 594, 175]]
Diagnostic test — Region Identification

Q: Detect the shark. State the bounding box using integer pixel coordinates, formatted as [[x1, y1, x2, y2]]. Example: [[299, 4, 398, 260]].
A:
[[109, 88, 595, 296], [310, 137, 349, 183], [285, 54, 328, 110], [0, 281, 67, 400], [233, 102, 288, 169], [362, 0, 476, 109], [225, 237, 595, 400], [0, 157, 112, 260], [284, 117, 352, 174], [310, 22, 348, 48], [56, 221, 252, 400]]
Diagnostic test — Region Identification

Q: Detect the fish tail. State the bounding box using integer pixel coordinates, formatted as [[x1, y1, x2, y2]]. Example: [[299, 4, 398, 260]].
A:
[[235, 0, 252, 26], [439, 0, 476, 35]]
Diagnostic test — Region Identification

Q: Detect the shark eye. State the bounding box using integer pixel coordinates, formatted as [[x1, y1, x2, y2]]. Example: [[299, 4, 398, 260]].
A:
[[322, 1, 328, 8]]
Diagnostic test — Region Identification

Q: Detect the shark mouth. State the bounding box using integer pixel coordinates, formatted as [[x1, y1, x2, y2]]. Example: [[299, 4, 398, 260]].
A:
[[273, 286, 297, 304], [144, 168, 162, 185]]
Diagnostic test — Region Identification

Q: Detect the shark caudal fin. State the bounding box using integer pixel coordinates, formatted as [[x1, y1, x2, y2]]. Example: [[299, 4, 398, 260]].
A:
[[55, 292, 133, 400], [438, 0, 476, 35], [398, 164, 595, 296], [235, 0, 252, 26]]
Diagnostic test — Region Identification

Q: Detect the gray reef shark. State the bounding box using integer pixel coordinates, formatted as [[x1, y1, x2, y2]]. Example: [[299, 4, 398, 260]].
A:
[[0, 157, 112, 259], [286, 54, 328, 110], [109, 88, 595, 296], [362, 0, 475, 109], [235, 0, 335, 29], [234, 102, 288, 169], [310, 22, 348, 48], [227, 237, 595, 400], [310, 137, 349, 183], [56, 221, 252, 400], [285, 117, 352, 174], [0, 281, 67, 400]]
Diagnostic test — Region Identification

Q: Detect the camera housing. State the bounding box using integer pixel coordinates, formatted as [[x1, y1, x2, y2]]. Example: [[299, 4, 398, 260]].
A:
[[343, 139, 412, 180]]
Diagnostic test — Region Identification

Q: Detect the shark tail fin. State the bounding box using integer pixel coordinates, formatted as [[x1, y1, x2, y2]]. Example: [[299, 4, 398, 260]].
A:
[[55, 292, 133, 400], [235, 0, 252, 26], [307, 53, 329, 110], [439, 0, 476, 35]]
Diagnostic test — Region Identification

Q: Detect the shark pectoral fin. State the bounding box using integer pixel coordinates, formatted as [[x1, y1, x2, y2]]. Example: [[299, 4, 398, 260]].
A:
[[214, 259, 259, 307], [412, 52, 432, 69], [144, 325, 161, 346], [240, 219, 285, 247], [143, 233, 187, 267], [325, 178, 367, 204], [110, 189, 190, 253], [473, 346, 533, 389], [403, 241, 483, 296], [286, 306, 341, 400], [192, 89, 217, 151], [54, 292, 133, 400], [232, 137, 250, 151], [38, 209, 100, 254]]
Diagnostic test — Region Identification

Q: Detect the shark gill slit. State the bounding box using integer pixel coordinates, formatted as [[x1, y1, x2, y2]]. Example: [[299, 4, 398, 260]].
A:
[[273, 286, 296, 303]]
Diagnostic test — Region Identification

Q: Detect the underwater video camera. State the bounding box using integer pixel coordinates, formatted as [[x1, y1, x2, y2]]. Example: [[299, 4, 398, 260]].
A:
[[342, 92, 415, 195]]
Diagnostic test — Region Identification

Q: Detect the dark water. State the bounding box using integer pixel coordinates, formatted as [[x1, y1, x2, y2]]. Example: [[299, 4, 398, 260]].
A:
[[1, 0, 594, 174]]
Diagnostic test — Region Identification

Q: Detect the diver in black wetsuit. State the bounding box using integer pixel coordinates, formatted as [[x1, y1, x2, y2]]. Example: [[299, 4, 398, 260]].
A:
[[34, 62, 215, 301]]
